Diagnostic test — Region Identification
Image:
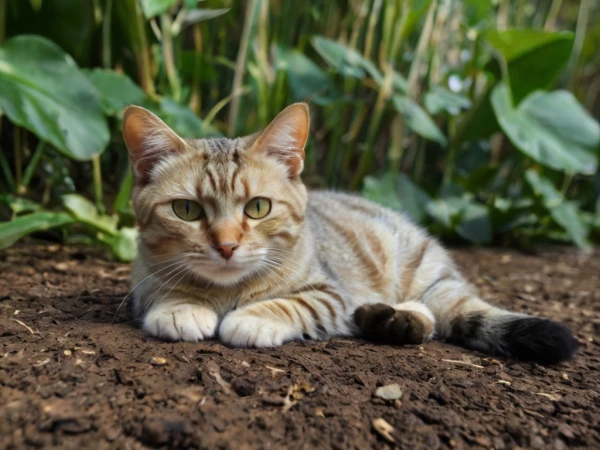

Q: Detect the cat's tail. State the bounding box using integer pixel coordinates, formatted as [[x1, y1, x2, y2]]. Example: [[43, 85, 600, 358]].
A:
[[436, 296, 580, 365]]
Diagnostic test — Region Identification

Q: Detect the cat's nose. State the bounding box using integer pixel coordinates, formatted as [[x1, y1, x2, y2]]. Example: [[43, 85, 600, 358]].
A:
[[215, 242, 239, 260]]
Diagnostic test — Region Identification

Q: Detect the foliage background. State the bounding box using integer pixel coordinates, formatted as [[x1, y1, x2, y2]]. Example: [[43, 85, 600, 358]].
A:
[[0, 0, 599, 260]]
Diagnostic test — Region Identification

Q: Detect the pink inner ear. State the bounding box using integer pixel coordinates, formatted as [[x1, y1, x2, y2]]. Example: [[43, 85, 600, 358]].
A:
[[256, 104, 310, 177], [122, 106, 183, 184]]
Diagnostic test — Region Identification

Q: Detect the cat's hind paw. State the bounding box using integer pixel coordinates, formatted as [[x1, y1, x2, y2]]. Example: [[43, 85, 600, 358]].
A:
[[219, 310, 298, 348], [354, 302, 435, 345], [143, 303, 218, 342]]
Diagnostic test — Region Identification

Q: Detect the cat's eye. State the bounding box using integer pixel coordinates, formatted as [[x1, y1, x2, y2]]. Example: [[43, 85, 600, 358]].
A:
[[244, 197, 271, 219], [172, 199, 205, 221]]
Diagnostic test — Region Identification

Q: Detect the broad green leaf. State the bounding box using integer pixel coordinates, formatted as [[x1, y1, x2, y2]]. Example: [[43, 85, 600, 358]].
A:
[[62, 194, 117, 235], [392, 95, 448, 146], [0, 212, 74, 249], [275, 45, 339, 103], [426, 196, 492, 244], [86, 69, 146, 116], [392, 71, 408, 94], [0, 35, 109, 161], [456, 201, 492, 244], [362, 174, 403, 212], [426, 197, 463, 228], [362, 173, 431, 222], [425, 86, 471, 116], [549, 202, 591, 249], [492, 83, 600, 175], [455, 77, 500, 143], [98, 227, 138, 262], [140, 0, 177, 18], [0, 195, 41, 214], [525, 170, 591, 249], [182, 8, 230, 28], [311, 36, 373, 81], [462, 0, 493, 27], [155, 99, 222, 138], [486, 30, 574, 104]]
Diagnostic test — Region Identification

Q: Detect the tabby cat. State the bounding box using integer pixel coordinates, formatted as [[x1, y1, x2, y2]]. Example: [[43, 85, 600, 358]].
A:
[[122, 103, 579, 365]]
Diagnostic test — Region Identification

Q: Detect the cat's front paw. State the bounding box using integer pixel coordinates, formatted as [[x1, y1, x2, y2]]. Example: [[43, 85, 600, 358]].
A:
[[219, 309, 298, 348], [143, 303, 218, 342]]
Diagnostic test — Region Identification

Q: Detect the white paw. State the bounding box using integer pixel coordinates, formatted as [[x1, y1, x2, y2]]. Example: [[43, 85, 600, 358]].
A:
[[143, 303, 218, 342], [219, 310, 298, 348]]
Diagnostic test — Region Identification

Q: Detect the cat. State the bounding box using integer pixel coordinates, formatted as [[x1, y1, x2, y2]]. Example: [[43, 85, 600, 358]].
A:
[[122, 103, 579, 365]]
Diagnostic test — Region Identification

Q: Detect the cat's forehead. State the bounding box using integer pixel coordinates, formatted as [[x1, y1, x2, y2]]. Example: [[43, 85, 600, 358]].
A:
[[187, 136, 256, 164]]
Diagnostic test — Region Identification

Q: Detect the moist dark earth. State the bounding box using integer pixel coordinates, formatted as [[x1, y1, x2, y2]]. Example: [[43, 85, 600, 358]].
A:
[[1, 243, 599, 450]]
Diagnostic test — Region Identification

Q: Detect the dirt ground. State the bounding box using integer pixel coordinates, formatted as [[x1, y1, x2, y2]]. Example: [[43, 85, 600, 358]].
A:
[[0, 243, 599, 450]]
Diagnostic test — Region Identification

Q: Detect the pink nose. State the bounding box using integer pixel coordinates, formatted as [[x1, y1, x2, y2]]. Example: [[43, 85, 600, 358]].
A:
[[215, 242, 239, 260]]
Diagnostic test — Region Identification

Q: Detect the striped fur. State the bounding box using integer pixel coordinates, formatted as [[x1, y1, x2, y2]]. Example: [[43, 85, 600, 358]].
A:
[[123, 104, 579, 364]]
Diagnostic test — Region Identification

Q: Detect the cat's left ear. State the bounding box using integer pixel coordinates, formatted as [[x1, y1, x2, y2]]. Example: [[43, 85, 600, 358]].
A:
[[251, 103, 309, 177]]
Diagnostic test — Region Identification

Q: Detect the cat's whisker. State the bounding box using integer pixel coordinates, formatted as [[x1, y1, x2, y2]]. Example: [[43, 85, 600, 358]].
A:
[[112, 259, 188, 323]]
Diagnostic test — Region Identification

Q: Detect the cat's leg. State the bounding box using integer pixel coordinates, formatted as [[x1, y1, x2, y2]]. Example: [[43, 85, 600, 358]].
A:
[[353, 301, 436, 345], [219, 284, 348, 348], [135, 293, 219, 342], [390, 239, 579, 364]]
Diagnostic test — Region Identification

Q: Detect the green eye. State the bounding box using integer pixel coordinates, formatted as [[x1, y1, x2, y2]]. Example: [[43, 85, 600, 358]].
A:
[[244, 197, 271, 219], [172, 199, 204, 221]]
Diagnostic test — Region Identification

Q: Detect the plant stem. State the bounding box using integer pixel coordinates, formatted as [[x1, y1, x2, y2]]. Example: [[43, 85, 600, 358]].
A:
[[160, 14, 181, 102], [228, 0, 258, 136], [189, 24, 203, 114], [567, 0, 592, 90], [406, 0, 436, 100], [102, 0, 113, 69], [351, 65, 394, 190], [389, 115, 404, 173], [132, 0, 155, 97], [92, 155, 105, 215], [442, 117, 458, 187], [544, 0, 563, 30], [202, 86, 251, 132], [22, 141, 45, 189], [0, 0, 6, 45], [364, 0, 382, 60], [113, 166, 134, 214], [13, 127, 22, 194], [0, 146, 15, 192], [560, 172, 574, 197]]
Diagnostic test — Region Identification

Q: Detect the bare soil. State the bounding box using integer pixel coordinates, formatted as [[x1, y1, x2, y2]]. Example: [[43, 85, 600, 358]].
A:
[[0, 243, 599, 450]]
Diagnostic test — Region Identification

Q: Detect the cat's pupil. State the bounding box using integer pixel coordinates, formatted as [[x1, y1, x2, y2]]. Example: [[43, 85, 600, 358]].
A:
[[185, 200, 190, 215], [256, 200, 261, 213]]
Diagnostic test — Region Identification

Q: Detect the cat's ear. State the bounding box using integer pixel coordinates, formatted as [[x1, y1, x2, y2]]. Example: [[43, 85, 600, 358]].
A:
[[122, 106, 187, 184], [251, 103, 309, 177]]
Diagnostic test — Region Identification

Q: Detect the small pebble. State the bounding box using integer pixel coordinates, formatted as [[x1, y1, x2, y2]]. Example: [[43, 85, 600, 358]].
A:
[[374, 383, 403, 400]]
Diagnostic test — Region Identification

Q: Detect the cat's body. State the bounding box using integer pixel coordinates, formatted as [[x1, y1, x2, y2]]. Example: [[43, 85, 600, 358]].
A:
[[124, 103, 579, 365]]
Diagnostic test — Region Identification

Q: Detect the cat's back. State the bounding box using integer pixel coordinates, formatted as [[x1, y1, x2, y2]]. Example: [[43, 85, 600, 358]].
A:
[[305, 191, 430, 301]]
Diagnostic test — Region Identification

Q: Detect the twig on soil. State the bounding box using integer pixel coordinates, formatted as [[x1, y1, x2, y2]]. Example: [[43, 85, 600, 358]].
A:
[[534, 392, 561, 401], [12, 319, 37, 334], [441, 359, 484, 369], [207, 362, 232, 394], [372, 418, 396, 443]]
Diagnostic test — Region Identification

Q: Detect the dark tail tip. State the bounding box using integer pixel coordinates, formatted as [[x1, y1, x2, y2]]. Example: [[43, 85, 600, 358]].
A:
[[503, 317, 579, 365]]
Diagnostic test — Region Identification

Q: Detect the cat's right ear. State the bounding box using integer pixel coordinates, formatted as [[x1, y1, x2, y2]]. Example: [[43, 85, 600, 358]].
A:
[[122, 106, 186, 184]]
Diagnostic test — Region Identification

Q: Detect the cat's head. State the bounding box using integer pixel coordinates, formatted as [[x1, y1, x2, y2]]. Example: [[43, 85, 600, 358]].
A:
[[123, 104, 309, 286]]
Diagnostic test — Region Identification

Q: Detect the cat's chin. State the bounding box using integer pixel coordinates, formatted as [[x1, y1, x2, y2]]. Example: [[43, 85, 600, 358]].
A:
[[190, 263, 253, 287]]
